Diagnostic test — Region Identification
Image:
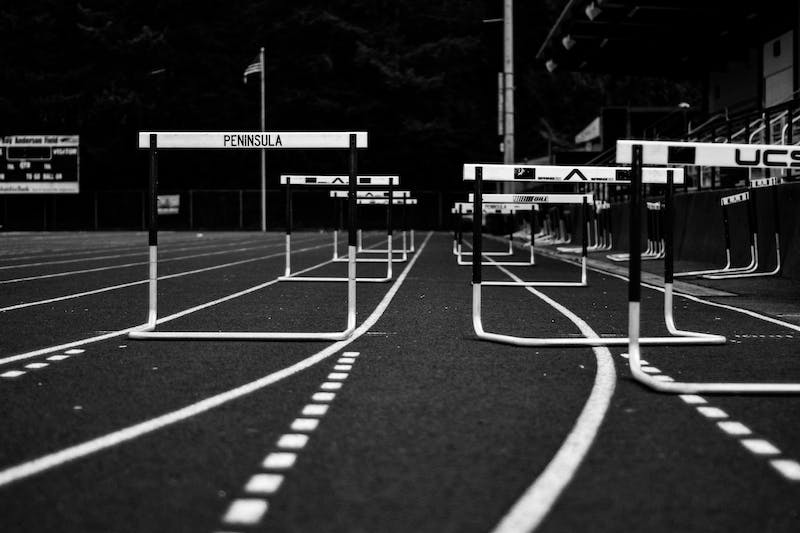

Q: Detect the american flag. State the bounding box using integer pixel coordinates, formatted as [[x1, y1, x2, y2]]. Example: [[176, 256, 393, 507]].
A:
[[243, 55, 262, 83]]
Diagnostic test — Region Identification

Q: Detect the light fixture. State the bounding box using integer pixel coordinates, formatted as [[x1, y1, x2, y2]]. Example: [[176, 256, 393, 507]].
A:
[[545, 59, 558, 73], [585, 2, 602, 21], [561, 35, 576, 50]]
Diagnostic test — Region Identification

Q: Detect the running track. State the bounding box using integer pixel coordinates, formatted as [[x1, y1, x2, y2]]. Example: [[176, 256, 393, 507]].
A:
[[1, 231, 799, 532]]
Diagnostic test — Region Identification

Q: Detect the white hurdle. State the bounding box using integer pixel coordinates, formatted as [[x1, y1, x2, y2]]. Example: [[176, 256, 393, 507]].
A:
[[618, 139, 799, 393], [130, 131, 367, 341], [464, 163, 724, 347], [452, 201, 538, 266]]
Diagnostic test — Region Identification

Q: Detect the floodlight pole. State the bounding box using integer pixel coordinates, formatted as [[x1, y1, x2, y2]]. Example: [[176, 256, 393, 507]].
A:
[[260, 46, 267, 232]]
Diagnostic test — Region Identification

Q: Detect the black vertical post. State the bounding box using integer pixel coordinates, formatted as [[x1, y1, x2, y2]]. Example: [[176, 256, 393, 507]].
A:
[[722, 206, 731, 257], [772, 183, 781, 268], [530, 205, 536, 250], [458, 204, 463, 250], [764, 110, 771, 180], [387, 177, 393, 238], [348, 134, 357, 246], [664, 170, 674, 284], [472, 166, 483, 284], [286, 181, 292, 236], [629, 144, 642, 303], [581, 196, 588, 257], [148, 134, 158, 247]]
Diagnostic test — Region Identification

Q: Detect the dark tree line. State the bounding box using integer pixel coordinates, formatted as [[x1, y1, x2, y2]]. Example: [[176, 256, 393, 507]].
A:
[[0, 0, 699, 193]]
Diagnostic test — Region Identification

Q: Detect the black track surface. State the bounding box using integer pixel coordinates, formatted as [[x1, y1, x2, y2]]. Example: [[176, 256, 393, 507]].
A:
[[1, 231, 798, 533]]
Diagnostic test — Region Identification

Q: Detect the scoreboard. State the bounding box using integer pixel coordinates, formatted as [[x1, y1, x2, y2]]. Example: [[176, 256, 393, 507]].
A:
[[0, 135, 79, 193]]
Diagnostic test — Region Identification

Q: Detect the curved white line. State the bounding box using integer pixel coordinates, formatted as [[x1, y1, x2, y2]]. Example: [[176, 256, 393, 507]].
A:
[[0, 232, 432, 488]]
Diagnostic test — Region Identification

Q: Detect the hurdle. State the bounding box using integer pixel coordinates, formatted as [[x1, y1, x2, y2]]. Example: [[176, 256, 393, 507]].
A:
[[129, 131, 366, 341], [355, 193, 416, 256], [279, 175, 399, 282], [465, 162, 724, 347], [330, 191, 414, 263], [702, 176, 782, 279], [463, 193, 588, 279], [618, 139, 800, 393], [453, 201, 538, 266], [606, 201, 665, 262]]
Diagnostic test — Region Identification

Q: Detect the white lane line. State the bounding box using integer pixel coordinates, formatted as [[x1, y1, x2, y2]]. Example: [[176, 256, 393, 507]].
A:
[[64, 349, 85, 355], [327, 372, 348, 380], [222, 498, 269, 526], [0, 237, 323, 313], [244, 473, 284, 495], [488, 260, 616, 533], [1, 370, 26, 378], [337, 357, 356, 364], [0, 232, 432, 488], [276, 434, 310, 450], [311, 392, 336, 402], [740, 439, 780, 455], [770, 459, 800, 481], [0, 240, 290, 284], [290, 418, 320, 432], [679, 394, 707, 405], [24, 363, 49, 370], [302, 404, 329, 417], [320, 382, 343, 391], [0, 239, 268, 270], [46, 355, 70, 361], [333, 364, 352, 371], [342, 351, 360, 357], [0, 244, 336, 367], [717, 421, 752, 436], [696, 406, 728, 419], [262, 452, 297, 470]]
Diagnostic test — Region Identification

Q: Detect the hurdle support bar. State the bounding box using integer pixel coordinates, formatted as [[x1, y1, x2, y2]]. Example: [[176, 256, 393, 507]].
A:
[[130, 132, 363, 340]]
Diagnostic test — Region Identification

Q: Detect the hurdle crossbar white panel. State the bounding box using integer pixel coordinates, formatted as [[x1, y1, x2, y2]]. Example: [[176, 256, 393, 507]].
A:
[[467, 164, 724, 348], [617, 139, 800, 169], [329, 190, 411, 198], [281, 176, 398, 282], [621, 140, 799, 394], [129, 131, 366, 341], [139, 131, 368, 149], [463, 163, 685, 184], [281, 175, 396, 185]]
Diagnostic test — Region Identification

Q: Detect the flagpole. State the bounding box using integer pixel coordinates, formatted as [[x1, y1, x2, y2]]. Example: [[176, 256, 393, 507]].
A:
[[259, 46, 266, 232]]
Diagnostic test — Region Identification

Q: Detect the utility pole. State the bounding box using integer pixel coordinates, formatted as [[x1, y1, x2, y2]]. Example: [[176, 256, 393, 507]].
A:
[[503, 0, 514, 169]]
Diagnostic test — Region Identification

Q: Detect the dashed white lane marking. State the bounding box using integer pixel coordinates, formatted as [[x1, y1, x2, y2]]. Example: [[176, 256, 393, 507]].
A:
[[222, 498, 269, 526], [244, 473, 284, 495], [696, 406, 728, 419], [216, 350, 364, 528], [679, 394, 707, 405], [342, 351, 360, 357], [717, 421, 752, 436], [327, 372, 348, 380], [276, 434, 309, 450], [770, 459, 800, 481], [740, 439, 780, 455], [290, 418, 320, 432], [64, 349, 85, 355], [333, 364, 353, 371], [302, 404, 329, 417], [0, 234, 430, 489], [24, 363, 49, 369], [337, 357, 356, 364], [488, 259, 616, 533], [1, 370, 26, 378], [311, 392, 336, 402], [320, 382, 342, 391], [262, 453, 297, 470], [46, 355, 69, 361]]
